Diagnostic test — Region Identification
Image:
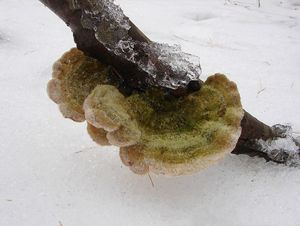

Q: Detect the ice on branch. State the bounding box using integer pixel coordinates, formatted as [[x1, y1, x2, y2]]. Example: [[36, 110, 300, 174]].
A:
[[256, 125, 300, 166], [71, 0, 202, 90], [140, 43, 202, 88]]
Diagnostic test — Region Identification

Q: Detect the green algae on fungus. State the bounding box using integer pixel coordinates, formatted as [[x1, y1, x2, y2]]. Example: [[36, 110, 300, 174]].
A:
[[47, 48, 243, 176], [47, 48, 111, 122], [83, 75, 244, 176]]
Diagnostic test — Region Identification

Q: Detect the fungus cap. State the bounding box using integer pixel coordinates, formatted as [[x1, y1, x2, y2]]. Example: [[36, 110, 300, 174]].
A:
[[48, 49, 244, 176], [83, 75, 244, 176], [47, 48, 110, 122], [83, 85, 141, 147]]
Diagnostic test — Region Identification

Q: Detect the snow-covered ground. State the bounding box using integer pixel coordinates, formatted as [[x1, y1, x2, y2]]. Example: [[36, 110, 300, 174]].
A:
[[0, 0, 300, 225]]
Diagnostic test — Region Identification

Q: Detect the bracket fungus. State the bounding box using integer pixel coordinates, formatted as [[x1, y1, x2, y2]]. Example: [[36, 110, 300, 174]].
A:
[[48, 48, 244, 176], [47, 48, 111, 122]]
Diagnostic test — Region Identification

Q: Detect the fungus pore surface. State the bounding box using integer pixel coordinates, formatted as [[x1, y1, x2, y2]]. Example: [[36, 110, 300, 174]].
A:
[[48, 48, 244, 176]]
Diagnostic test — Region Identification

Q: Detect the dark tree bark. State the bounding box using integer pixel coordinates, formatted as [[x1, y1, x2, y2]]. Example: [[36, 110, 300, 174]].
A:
[[39, 0, 299, 163], [232, 111, 276, 161]]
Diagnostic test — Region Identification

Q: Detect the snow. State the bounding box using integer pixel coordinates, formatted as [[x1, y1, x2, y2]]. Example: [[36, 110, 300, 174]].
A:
[[0, 0, 300, 225]]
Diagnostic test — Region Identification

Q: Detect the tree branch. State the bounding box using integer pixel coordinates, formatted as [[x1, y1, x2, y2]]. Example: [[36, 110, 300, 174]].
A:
[[39, 0, 202, 96]]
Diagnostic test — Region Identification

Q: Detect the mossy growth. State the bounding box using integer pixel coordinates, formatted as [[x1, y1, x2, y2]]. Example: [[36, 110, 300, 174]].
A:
[[47, 48, 112, 122], [48, 48, 244, 176], [84, 75, 244, 176]]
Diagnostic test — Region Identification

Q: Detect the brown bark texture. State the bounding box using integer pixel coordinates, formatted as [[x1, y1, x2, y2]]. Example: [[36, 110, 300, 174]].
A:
[[39, 0, 299, 163]]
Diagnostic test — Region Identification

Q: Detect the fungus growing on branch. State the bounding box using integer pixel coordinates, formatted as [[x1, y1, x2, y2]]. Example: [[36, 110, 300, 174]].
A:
[[41, 0, 300, 175], [47, 49, 244, 175], [112, 74, 243, 175]]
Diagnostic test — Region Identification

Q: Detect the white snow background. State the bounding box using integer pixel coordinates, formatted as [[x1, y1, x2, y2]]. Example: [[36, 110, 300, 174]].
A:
[[1, 0, 300, 225]]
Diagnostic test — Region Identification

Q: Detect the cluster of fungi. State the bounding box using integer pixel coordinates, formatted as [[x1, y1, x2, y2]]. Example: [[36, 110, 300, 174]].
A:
[[42, 0, 299, 176]]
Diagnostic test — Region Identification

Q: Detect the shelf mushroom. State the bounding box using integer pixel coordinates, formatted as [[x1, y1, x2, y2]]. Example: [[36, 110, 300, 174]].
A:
[[47, 48, 111, 122], [47, 48, 244, 176]]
